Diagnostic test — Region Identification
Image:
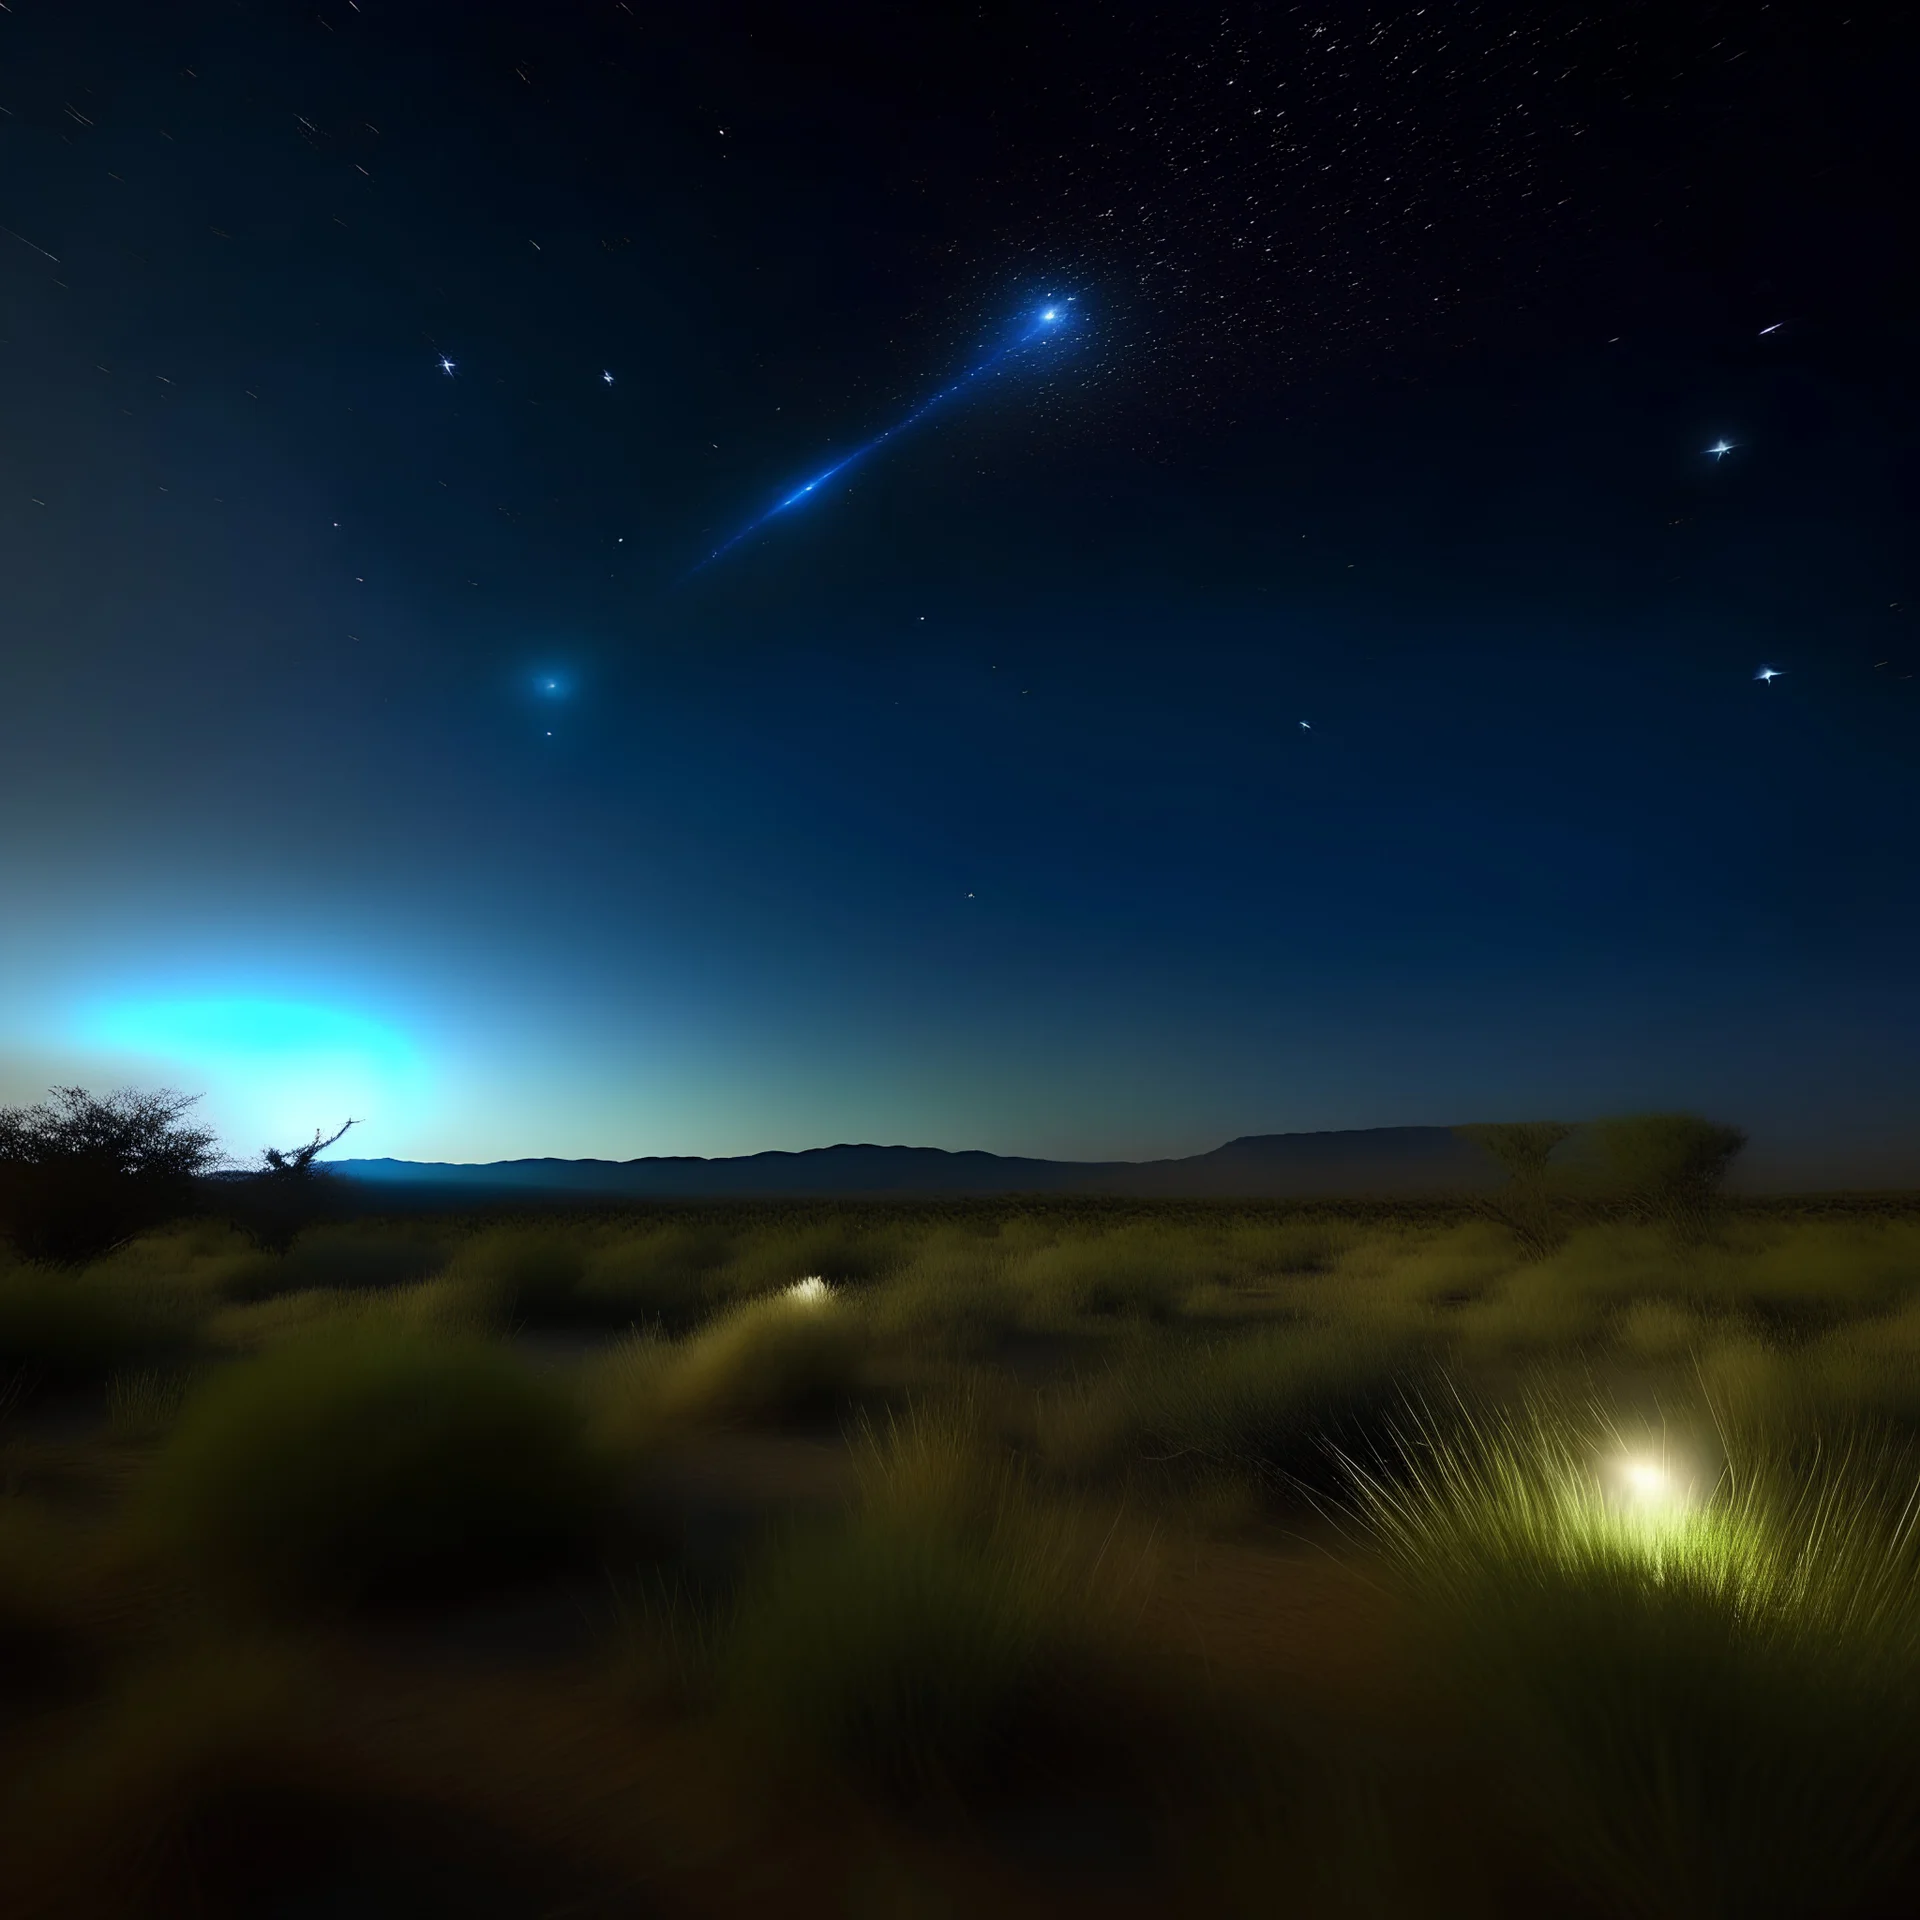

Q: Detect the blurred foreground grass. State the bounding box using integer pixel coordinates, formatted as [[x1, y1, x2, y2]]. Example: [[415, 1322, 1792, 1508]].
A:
[[4, 1196, 1920, 1915]]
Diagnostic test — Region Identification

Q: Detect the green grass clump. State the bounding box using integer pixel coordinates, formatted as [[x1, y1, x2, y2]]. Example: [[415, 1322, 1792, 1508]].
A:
[[104, 1366, 196, 1442], [267, 1223, 447, 1295], [720, 1403, 1115, 1800], [718, 1219, 905, 1300], [1359, 1406, 1920, 1918], [575, 1226, 728, 1330], [868, 1241, 1019, 1354], [1225, 1218, 1356, 1277], [1696, 1220, 1920, 1327], [723, 1514, 1059, 1798], [203, 1271, 499, 1353], [1050, 1323, 1418, 1484], [1014, 1230, 1197, 1322], [441, 1225, 587, 1324], [81, 1223, 275, 1305], [0, 1263, 188, 1379], [580, 1326, 677, 1456], [147, 1330, 608, 1609], [658, 1285, 869, 1428]]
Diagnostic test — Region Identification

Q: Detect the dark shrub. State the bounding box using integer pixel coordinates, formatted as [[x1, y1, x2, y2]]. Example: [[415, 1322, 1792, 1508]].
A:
[[148, 1331, 608, 1609], [1593, 1113, 1748, 1242], [0, 1088, 219, 1264]]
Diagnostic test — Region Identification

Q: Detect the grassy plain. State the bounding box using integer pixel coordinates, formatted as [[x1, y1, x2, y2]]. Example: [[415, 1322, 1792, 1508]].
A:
[[4, 1193, 1920, 1916]]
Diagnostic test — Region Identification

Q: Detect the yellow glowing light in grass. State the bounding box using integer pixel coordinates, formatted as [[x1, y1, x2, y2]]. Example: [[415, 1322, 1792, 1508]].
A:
[[1623, 1459, 1673, 1500], [784, 1276, 832, 1306], [1606, 1448, 1699, 1524]]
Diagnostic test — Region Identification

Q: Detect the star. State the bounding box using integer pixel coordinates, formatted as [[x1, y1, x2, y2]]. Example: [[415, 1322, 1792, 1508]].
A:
[[1706, 439, 1735, 459], [601, 370, 613, 385], [1754, 666, 1782, 684], [438, 355, 456, 377], [1299, 720, 1311, 729]]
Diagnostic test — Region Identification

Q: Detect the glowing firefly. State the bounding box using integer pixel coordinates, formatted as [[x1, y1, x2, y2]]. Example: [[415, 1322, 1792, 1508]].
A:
[[699, 300, 1074, 568]]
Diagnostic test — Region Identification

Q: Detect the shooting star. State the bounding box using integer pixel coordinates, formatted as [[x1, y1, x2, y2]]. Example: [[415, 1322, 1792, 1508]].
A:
[[698, 301, 1073, 569], [1, 223, 59, 263]]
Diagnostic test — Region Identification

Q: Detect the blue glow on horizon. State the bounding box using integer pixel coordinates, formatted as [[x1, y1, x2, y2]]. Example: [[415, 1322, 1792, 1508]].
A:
[[76, 995, 427, 1156], [700, 300, 1075, 567]]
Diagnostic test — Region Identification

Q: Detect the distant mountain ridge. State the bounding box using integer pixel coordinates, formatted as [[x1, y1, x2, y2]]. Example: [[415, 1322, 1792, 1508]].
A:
[[333, 1126, 1502, 1199]]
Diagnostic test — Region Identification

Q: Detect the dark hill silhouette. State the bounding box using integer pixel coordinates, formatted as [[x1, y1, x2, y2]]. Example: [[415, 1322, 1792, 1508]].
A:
[[333, 1126, 1501, 1200]]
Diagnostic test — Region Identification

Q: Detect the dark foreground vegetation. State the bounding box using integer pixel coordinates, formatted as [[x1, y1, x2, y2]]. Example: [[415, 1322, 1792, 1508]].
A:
[[5, 1097, 1920, 1915]]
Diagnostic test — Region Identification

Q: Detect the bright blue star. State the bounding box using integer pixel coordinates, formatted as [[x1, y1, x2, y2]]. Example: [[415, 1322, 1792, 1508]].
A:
[[1754, 665, 1782, 683], [601, 370, 614, 385], [438, 355, 456, 377], [1707, 439, 1735, 459]]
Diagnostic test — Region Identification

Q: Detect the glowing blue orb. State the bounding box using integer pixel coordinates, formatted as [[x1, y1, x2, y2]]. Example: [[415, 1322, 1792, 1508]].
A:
[[78, 995, 426, 1152]]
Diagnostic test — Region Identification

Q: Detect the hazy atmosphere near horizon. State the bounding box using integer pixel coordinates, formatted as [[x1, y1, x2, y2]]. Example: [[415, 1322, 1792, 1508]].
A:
[[2, 0, 1913, 1182]]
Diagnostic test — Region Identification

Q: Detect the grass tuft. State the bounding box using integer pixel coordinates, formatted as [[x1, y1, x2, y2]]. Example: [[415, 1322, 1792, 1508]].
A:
[[1357, 1402, 1920, 1918], [657, 1286, 868, 1429], [147, 1330, 609, 1609], [718, 1399, 1134, 1801]]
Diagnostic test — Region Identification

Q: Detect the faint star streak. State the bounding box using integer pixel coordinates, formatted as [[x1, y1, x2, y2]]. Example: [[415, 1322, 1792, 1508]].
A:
[[697, 303, 1072, 569], [1, 222, 59, 262]]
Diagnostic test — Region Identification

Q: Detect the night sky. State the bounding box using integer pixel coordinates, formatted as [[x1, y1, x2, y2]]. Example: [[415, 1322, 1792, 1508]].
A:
[[1, 2, 1913, 1181]]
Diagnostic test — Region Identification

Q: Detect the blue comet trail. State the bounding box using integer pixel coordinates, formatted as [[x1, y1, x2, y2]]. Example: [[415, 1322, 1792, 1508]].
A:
[[699, 302, 1071, 568]]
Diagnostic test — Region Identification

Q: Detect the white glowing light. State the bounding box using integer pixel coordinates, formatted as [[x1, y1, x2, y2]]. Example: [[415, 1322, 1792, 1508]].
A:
[[785, 1276, 832, 1305], [1706, 438, 1735, 459], [438, 355, 457, 377], [601, 370, 614, 385], [1607, 1449, 1698, 1522], [1754, 665, 1782, 683]]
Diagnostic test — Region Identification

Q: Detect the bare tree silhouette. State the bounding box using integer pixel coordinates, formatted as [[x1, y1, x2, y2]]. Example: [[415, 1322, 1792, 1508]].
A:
[[261, 1118, 359, 1178]]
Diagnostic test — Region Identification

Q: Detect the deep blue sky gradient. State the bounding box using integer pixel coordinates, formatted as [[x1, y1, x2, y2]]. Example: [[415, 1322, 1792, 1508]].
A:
[[0, 2, 1913, 1178]]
